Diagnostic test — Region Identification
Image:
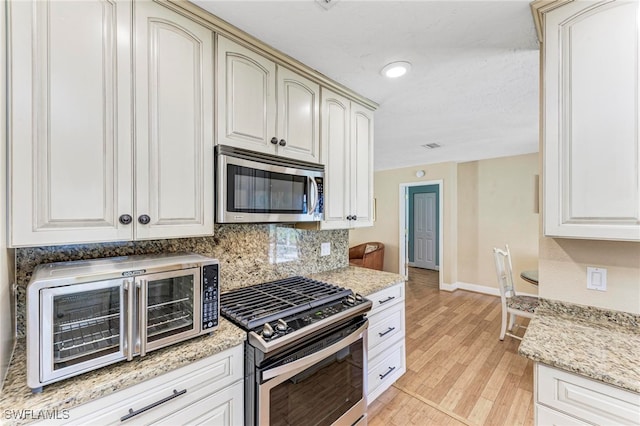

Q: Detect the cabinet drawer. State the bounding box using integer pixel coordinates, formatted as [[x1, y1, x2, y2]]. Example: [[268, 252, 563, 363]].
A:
[[368, 283, 404, 314], [367, 302, 405, 360], [536, 403, 589, 426], [537, 364, 640, 425], [61, 345, 243, 425], [367, 342, 406, 400]]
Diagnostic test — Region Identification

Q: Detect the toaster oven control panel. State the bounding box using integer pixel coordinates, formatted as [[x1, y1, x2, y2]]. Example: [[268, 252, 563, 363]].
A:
[[202, 263, 219, 330]]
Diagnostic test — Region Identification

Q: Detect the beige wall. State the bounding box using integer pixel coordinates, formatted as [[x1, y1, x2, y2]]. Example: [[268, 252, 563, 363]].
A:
[[539, 233, 640, 314], [349, 153, 539, 291], [1, 1, 16, 384], [457, 154, 539, 293]]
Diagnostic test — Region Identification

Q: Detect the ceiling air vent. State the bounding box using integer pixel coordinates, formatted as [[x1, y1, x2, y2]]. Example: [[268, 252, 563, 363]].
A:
[[421, 143, 441, 149]]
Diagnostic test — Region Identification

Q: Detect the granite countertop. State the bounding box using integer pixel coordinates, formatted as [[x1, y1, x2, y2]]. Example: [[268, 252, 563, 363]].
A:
[[519, 299, 640, 394], [0, 318, 245, 422], [308, 266, 405, 296]]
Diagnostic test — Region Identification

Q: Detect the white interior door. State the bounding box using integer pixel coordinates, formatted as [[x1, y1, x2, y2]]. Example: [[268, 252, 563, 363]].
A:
[[413, 193, 436, 270]]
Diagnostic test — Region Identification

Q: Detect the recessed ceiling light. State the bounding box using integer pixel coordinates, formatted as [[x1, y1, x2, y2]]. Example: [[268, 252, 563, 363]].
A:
[[421, 143, 441, 149], [381, 61, 412, 78]]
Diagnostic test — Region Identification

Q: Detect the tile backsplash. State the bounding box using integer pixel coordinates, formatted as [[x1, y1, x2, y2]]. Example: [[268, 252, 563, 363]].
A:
[[15, 224, 348, 337]]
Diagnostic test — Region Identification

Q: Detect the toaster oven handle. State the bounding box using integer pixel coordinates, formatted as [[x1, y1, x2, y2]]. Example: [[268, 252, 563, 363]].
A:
[[308, 176, 319, 215], [138, 280, 147, 357], [125, 279, 135, 361]]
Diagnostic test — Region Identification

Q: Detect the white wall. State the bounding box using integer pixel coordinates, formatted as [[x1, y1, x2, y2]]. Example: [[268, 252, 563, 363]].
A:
[[1, 2, 16, 384]]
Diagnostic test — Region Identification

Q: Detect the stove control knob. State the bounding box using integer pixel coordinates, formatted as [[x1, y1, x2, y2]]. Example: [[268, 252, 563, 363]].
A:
[[355, 294, 363, 302], [344, 295, 356, 306], [276, 319, 288, 332], [262, 322, 274, 338]]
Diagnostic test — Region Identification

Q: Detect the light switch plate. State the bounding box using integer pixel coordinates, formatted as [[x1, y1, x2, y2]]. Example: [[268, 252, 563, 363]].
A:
[[587, 267, 607, 291], [321, 242, 331, 256]]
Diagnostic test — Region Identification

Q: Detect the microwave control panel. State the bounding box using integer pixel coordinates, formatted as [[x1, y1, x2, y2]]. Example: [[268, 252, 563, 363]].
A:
[[202, 263, 219, 330]]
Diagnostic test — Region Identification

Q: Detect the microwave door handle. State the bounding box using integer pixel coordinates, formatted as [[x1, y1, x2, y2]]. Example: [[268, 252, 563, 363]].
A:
[[125, 279, 135, 361], [138, 280, 147, 357], [308, 177, 319, 215]]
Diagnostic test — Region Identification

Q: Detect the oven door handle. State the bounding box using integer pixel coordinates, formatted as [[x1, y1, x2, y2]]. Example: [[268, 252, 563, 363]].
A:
[[138, 279, 147, 357], [125, 279, 135, 361], [262, 321, 368, 381]]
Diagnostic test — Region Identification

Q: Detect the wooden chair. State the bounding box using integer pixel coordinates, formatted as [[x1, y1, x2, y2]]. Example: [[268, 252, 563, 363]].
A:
[[493, 245, 539, 340], [349, 242, 385, 271]]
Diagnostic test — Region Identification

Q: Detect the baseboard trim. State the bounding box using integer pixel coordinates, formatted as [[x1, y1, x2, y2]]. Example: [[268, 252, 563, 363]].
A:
[[440, 282, 537, 298]]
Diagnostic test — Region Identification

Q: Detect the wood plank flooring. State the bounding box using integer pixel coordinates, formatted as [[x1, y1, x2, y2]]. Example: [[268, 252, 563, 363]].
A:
[[367, 268, 534, 426]]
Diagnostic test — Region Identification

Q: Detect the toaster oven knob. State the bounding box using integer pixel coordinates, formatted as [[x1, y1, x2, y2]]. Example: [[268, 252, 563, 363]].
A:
[[270, 137, 278, 145], [119, 214, 132, 225], [276, 319, 288, 332], [262, 322, 274, 338]]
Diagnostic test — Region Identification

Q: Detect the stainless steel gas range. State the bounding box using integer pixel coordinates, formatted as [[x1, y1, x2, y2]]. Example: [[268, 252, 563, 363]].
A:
[[220, 277, 372, 426]]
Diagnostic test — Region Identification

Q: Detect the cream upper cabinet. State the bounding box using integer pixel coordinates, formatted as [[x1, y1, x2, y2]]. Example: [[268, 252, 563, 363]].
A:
[[134, 0, 214, 240], [321, 89, 374, 229], [8, 0, 214, 247], [8, 0, 134, 247], [541, 0, 640, 241], [217, 36, 320, 163]]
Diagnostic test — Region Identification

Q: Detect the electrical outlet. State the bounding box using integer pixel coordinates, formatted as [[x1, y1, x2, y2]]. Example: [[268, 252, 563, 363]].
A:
[[321, 242, 331, 256], [587, 267, 607, 291]]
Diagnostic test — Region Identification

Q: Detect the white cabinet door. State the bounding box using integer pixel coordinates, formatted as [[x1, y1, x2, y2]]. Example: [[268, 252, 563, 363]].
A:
[[321, 89, 351, 229], [217, 36, 276, 154], [350, 103, 374, 228], [8, 0, 133, 246], [276, 66, 320, 163], [134, 1, 214, 240], [543, 0, 640, 241]]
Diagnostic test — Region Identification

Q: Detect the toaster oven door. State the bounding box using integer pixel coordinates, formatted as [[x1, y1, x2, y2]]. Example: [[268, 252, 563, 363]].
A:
[[40, 278, 128, 383], [138, 267, 202, 355]]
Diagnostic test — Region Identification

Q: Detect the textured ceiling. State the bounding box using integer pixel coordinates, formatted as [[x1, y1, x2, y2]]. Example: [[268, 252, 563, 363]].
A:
[[193, 0, 540, 170]]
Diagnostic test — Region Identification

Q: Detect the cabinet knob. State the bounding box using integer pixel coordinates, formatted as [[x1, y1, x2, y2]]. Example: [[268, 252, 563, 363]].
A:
[[138, 214, 151, 225], [278, 139, 286, 146], [346, 215, 353, 220], [353, 215, 357, 221], [270, 137, 278, 145], [119, 214, 132, 225]]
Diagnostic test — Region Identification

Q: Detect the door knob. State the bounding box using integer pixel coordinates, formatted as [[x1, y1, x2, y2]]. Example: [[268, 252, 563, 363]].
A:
[[138, 214, 151, 225]]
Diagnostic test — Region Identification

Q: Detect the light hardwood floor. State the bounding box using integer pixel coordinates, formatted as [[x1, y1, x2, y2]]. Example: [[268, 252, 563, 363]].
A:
[[367, 267, 534, 426]]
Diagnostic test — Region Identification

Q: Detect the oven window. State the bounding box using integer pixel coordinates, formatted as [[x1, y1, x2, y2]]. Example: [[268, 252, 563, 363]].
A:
[[228, 164, 308, 213], [269, 340, 364, 426], [52, 287, 121, 369], [146, 275, 195, 343]]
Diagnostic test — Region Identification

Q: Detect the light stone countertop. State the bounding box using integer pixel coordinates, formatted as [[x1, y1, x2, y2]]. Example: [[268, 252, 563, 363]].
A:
[[308, 266, 405, 296], [0, 319, 245, 424], [518, 299, 640, 394]]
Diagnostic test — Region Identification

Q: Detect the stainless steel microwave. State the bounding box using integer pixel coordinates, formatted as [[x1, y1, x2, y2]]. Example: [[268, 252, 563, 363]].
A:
[[26, 253, 219, 392], [216, 145, 324, 223]]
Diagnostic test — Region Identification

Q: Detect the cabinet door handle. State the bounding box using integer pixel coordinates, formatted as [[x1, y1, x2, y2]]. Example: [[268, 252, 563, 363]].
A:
[[378, 327, 396, 337], [120, 389, 187, 422], [138, 214, 151, 225], [270, 137, 278, 145], [119, 214, 132, 225], [279, 139, 286, 146], [379, 296, 396, 304], [379, 366, 396, 380]]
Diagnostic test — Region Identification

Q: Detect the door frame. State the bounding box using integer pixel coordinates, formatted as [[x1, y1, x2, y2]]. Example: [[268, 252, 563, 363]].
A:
[[410, 191, 437, 270], [398, 180, 443, 290]]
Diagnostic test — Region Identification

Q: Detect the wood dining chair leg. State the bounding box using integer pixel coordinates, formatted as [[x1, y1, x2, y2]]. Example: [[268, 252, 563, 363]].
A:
[[500, 308, 508, 341]]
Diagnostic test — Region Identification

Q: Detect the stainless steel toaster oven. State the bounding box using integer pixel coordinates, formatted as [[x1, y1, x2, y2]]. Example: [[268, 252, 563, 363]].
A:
[[26, 253, 219, 392]]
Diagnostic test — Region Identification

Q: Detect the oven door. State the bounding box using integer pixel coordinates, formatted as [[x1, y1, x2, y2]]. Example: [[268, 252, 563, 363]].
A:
[[257, 318, 368, 426], [138, 267, 201, 356], [217, 152, 322, 223], [40, 278, 128, 384]]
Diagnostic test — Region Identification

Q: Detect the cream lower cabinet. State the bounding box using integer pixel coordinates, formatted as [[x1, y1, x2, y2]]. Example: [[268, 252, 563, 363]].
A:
[[8, 0, 214, 247], [366, 283, 406, 403], [37, 345, 244, 425], [320, 89, 374, 229], [217, 36, 320, 164], [534, 363, 640, 426], [539, 0, 640, 241]]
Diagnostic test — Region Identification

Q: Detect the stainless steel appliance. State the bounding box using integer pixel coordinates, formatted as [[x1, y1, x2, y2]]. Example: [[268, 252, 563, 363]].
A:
[[220, 277, 372, 426], [27, 253, 219, 392], [216, 145, 324, 223]]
